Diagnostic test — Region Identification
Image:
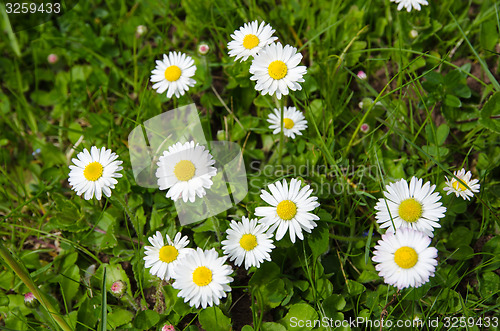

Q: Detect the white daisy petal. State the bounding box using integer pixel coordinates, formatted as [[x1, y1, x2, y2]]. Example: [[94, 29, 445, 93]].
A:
[[372, 228, 437, 289], [172, 247, 233, 309], [375, 176, 446, 237], [267, 106, 308, 139], [143, 231, 192, 281], [222, 216, 274, 270], [257, 178, 320, 243], [443, 168, 480, 201], [68, 146, 122, 200], [150, 51, 196, 99], [227, 20, 278, 62], [390, 0, 428, 11], [156, 141, 217, 203], [249, 42, 307, 99]]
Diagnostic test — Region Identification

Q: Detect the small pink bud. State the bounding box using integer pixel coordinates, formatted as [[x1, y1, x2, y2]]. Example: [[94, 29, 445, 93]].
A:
[[162, 324, 175, 331], [136, 25, 147, 37], [360, 123, 370, 133], [47, 54, 58, 64], [198, 43, 210, 55], [357, 71, 367, 80], [110, 280, 127, 298], [24, 292, 38, 308]]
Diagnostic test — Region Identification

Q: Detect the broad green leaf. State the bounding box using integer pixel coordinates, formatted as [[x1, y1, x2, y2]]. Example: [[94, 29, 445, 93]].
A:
[[108, 308, 134, 328], [261, 322, 286, 331], [199, 306, 231, 331], [444, 94, 461, 108], [281, 303, 318, 331], [436, 124, 449, 146], [447, 226, 473, 248], [133, 310, 160, 330], [60, 265, 80, 303], [479, 92, 500, 133], [308, 223, 329, 259]]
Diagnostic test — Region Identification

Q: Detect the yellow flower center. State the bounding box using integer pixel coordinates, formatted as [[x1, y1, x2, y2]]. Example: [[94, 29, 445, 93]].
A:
[[242, 34, 259, 49], [453, 180, 467, 191], [394, 246, 418, 269], [239, 234, 258, 251], [174, 160, 196, 181], [164, 65, 182, 82], [398, 198, 422, 223], [159, 245, 178, 263], [83, 161, 103, 181], [192, 266, 212, 287], [268, 60, 288, 80], [283, 118, 294, 129], [276, 200, 297, 221]]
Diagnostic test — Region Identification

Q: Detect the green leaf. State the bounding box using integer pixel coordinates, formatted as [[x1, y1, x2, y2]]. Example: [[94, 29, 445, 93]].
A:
[[323, 294, 346, 317], [450, 245, 474, 260], [0, 293, 9, 306], [199, 306, 231, 331], [482, 236, 500, 271], [108, 308, 134, 329], [447, 226, 473, 248], [444, 94, 461, 108], [308, 223, 329, 259], [480, 19, 498, 51], [281, 303, 318, 331], [479, 92, 500, 133], [249, 262, 287, 308], [261, 322, 286, 331], [133, 310, 160, 330], [60, 265, 80, 303], [436, 124, 449, 146]]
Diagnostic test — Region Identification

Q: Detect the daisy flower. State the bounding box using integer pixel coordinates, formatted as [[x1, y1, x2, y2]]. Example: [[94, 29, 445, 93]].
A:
[[390, 0, 428, 12], [172, 247, 233, 309], [156, 141, 217, 203], [255, 178, 320, 243], [150, 51, 196, 98], [374, 176, 446, 237], [267, 106, 308, 139], [68, 146, 123, 200], [249, 42, 307, 99], [372, 228, 438, 290], [443, 168, 480, 201], [227, 20, 278, 62], [221, 216, 275, 269], [143, 231, 193, 281]]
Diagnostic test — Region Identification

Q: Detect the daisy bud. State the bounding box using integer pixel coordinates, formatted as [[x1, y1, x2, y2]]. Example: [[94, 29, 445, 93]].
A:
[[162, 324, 175, 331], [409, 29, 418, 39], [110, 280, 127, 298], [136, 25, 147, 38], [357, 70, 367, 80], [198, 43, 210, 55], [360, 123, 370, 133], [47, 54, 58, 64], [216, 130, 226, 141], [24, 292, 39, 308]]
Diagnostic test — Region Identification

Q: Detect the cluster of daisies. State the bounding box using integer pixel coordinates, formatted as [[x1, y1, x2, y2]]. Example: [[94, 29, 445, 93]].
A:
[[143, 177, 321, 308], [65, 16, 483, 309], [372, 171, 480, 290]]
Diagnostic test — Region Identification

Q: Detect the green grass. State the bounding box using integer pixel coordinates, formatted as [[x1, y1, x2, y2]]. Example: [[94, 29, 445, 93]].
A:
[[1, 0, 499, 330]]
